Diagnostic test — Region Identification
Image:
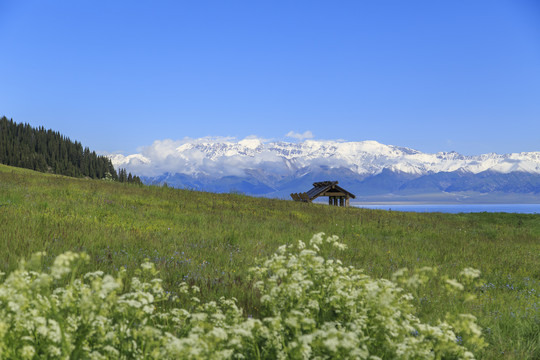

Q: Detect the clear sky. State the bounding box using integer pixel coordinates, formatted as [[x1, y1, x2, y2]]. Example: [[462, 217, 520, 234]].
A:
[[1, 0, 539, 155]]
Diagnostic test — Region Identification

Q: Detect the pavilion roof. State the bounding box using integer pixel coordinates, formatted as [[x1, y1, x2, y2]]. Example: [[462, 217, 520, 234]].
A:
[[291, 181, 356, 202]]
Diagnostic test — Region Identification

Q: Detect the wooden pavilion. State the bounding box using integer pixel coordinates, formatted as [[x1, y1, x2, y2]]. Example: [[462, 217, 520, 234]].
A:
[[290, 181, 356, 207]]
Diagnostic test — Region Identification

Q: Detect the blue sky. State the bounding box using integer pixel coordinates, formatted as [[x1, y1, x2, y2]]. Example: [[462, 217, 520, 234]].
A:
[[1, 0, 539, 155]]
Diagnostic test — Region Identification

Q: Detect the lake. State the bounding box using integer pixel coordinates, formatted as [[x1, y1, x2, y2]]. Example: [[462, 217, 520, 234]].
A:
[[353, 204, 540, 214]]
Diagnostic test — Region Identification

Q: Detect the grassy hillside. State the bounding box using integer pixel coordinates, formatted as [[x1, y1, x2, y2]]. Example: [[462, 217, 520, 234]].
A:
[[1, 163, 539, 358]]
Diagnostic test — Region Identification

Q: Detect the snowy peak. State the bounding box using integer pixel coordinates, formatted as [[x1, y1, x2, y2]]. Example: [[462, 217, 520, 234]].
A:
[[109, 153, 150, 166], [109, 137, 540, 179]]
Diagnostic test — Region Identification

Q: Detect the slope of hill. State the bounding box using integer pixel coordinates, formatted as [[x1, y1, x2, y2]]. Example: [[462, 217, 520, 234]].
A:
[[0, 116, 142, 184], [1, 163, 539, 358], [110, 138, 540, 200], [0, 116, 117, 179]]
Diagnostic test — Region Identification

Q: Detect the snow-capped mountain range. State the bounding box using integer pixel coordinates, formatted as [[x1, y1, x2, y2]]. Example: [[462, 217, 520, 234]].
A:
[[109, 138, 540, 201]]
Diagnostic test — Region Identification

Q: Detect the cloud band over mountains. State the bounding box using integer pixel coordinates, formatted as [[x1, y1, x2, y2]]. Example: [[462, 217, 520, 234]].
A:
[[108, 137, 540, 180]]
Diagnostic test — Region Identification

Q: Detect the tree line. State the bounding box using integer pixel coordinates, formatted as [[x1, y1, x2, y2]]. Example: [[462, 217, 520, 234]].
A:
[[0, 116, 142, 184]]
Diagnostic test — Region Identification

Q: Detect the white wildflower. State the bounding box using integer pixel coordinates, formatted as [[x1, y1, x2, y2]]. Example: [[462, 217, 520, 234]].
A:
[[460, 267, 481, 279], [445, 279, 464, 291], [332, 241, 347, 250], [299, 249, 317, 257], [47, 319, 62, 343], [47, 345, 61, 357], [307, 299, 319, 311], [7, 301, 20, 312], [276, 268, 288, 278], [210, 327, 228, 341], [121, 299, 142, 308], [84, 270, 104, 280], [310, 233, 324, 246], [325, 234, 339, 243], [20, 345, 35, 359], [277, 245, 287, 254], [99, 275, 120, 297], [323, 337, 340, 352], [102, 345, 119, 357], [50, 251, 83, 279], [285, 317, 299, 329], [392, 268, 408, 280], [141, 261, 154, 271], [406, 274, 421, 289]]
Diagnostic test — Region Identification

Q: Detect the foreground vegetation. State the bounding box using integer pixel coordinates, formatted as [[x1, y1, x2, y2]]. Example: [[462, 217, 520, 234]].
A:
[[0, 234, 486, 359], [0, 164, 539, 358]]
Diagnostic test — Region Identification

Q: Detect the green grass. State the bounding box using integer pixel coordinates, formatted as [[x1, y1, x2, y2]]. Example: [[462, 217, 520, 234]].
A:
[[1, 163, 539, 358]]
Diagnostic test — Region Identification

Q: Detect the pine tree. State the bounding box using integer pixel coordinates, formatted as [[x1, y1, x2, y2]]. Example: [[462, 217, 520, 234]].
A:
[[0, 116, 143, 185]]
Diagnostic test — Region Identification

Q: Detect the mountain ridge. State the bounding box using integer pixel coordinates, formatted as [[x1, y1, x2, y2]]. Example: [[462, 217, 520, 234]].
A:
[[109, 138, 540, 200]]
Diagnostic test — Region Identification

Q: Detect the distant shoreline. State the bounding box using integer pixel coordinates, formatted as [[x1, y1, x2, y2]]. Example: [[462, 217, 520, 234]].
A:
[[347, 203, 540, 214], [346, 192, 540, 206], [351, 201, 540, 205]]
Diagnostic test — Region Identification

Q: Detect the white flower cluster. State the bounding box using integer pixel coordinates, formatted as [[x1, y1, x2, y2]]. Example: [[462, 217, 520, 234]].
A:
[[0, 234, 486, 359], [249, 233, 486, 359]]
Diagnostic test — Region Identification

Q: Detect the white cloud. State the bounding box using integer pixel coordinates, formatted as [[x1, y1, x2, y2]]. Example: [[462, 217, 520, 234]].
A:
[[110, 136, 291, 178], [285, 130, 314, 140]]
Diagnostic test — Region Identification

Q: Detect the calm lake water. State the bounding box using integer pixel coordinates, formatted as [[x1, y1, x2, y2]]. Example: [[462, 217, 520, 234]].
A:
[[353, 204, 540, 214]]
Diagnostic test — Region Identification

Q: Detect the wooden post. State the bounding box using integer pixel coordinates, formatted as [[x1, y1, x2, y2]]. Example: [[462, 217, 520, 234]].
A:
[[339, 197, 344, 207], [329, 197, 333, 205], [346, 198, 350, 207]]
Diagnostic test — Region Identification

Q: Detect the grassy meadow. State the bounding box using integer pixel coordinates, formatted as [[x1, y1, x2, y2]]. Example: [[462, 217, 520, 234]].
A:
[[0, 163, 539, 358]]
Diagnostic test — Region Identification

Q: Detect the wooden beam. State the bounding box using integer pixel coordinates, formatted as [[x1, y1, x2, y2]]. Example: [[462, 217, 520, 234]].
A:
[[333, 185, 356, 199], [321, 192, 347, 197]]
